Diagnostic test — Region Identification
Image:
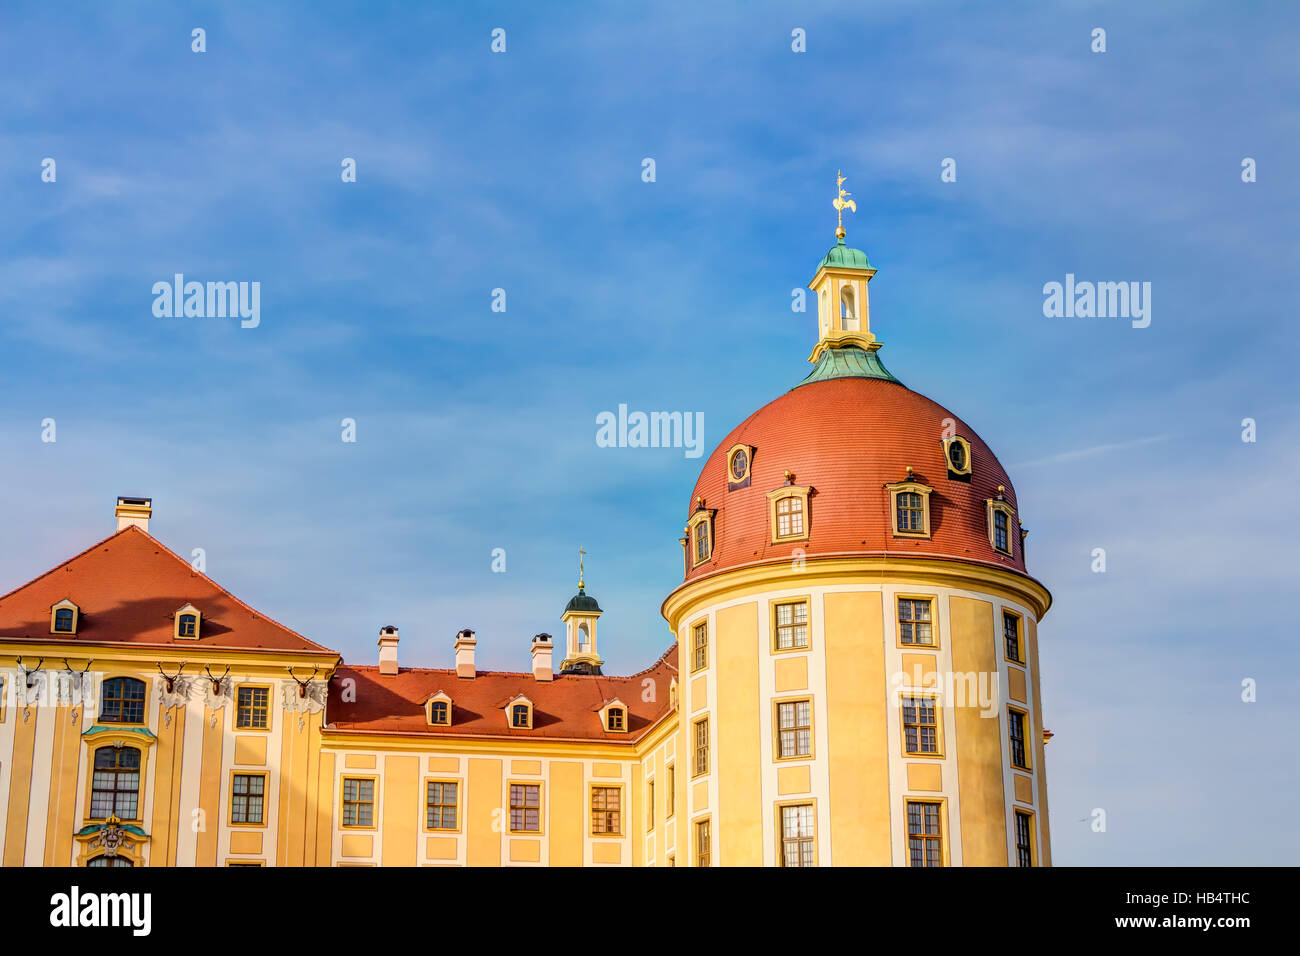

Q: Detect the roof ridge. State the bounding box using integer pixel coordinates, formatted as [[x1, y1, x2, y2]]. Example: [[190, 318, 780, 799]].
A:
[[0, 525, 135, 603], [342, 646, 678, 681]]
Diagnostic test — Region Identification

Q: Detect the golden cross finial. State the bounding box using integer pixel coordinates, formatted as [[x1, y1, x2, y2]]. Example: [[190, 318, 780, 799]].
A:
[[832, 169, 857, 240], [578, 547, 586, 590]]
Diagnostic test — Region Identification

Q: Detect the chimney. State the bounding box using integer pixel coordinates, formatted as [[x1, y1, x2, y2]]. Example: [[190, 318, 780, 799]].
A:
[[454, 629, 477, 679], [115, 496, 152, 532], [378, 625, 400, 676], [531, 633, 554, 682]]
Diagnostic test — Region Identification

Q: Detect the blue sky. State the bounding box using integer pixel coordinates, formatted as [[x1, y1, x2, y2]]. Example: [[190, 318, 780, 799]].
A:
[[2, 1, 1297, 864]]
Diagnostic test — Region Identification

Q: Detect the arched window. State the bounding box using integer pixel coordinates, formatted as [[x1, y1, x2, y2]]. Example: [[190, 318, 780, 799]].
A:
[[607, 707, 625, 732], [840, 285, 859, 331], [177, 613, 197, 638], [511, 704, 530, 728], [90, 746, 141, 820], [99, 677, 146, 724], [53, 608, 76, 632], [86, 855, 133, 867], [430, 701, 449, 725], [776, 495, 804, 537], [578, 623, 591, 653], [994, 509, 1010, 554], [695, 520, 711, 562]]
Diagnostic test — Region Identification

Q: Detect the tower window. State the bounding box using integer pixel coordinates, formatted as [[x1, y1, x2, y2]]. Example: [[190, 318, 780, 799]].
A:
[[695, 818, 711, 867], [897, 492, 924, 532], [897, 598, 934, 646], [887, 479, 933, 538], [776, 495, 804, 537], [90, 745, 142, 820], [578, 623, 591, 653], [1014, 810, 1035, 867], [695, 520, 710, 562], [606, 707, 625, 732], [943, 436, 972, 479], [691, 621, 708, 671], [780, 804, 816, 867], [773, 600, 809, 650], [840, 284, 859, 331], [994, 510, 1009, 553], [906, 800, 943, 867], [902, 696, 939, 755], [1008, 707, 1030, 769], [987, 497, 1017, 556], [693, 717, 710, 776], [99, 677, 146, 724], [776, 700, 812, 758], [1003, 611, 1022, 663]]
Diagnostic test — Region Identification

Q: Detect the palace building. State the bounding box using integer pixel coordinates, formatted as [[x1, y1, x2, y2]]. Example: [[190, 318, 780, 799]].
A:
[[0, 187, 1052, 866]]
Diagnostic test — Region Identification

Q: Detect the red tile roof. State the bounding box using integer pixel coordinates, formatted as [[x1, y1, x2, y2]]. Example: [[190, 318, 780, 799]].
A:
[[327, 645, 678, 742], [683, 377, 1028, 582], [0, 525, 335, 655]]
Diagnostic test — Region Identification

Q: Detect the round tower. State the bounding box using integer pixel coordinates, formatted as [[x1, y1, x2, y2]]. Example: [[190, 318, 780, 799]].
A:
[[660, 178, 1052, 867]]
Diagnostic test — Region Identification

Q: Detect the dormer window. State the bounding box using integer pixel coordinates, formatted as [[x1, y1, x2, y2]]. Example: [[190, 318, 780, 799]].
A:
[[599, 699, 629, 733], [727, 443, 755, 490], [886, 476, 933, 538], [766, 479, 812, 544], [506, 696, 534, 730], [942, 436, 972, 480], [986, 490, 1017, 556], [425, 691, 453, 726], [50, 599, 79, 635], [173, 603, 201, 640], [686, 506, 716, 567]]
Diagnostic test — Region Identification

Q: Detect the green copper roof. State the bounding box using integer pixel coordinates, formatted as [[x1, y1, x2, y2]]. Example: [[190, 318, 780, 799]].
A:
[[75, 822, 149, 838], [82, 725, 157, 739], [816, 238, 871, 272], [794, 345, 901, 389], [564, 588, 601, 614]]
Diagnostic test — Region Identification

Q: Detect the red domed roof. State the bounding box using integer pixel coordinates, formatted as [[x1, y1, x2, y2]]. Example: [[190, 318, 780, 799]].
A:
[[684, 376, 1027, 582]]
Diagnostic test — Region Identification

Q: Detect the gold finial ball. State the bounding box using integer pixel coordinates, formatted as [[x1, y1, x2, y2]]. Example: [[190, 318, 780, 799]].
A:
[[836, 225, 846, 240], [906, 465, 913, 475], [997, 485, 1005, 496], [784, 469, 794, 481]]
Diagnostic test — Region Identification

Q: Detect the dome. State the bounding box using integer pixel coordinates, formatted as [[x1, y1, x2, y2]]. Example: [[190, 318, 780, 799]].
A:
[[816, 238, 871, 272], [684, 372, 1025, 582], [564, 588, 601, 613]]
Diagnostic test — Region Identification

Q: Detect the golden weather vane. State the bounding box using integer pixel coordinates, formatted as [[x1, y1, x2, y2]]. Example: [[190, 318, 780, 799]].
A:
[[832, 170, 857, 240]]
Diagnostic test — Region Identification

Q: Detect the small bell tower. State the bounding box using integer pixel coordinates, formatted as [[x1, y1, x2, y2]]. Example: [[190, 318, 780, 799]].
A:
[[560, 548, 603, 675], [808, 171, 880, 363]]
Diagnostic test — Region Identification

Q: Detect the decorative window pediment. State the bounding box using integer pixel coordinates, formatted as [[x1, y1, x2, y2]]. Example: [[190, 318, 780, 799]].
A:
[[886, 476, 933, 538], [51, 598, 80, 635], [173, 604, 201, 640], [425, 691, 453, 726]]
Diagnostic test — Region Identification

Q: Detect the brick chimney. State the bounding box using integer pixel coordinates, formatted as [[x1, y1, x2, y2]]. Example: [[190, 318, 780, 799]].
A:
[[531, 633, 554, 682], [378, 625, 399, 676], [454, 629, 477, 679], [115, 496, 152, 532]]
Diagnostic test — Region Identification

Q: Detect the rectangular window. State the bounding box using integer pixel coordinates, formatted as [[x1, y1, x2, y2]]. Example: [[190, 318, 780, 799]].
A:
[[693, 718, 709, 776], [902, 696, 939, 755], [779, 804, 815, 867], [694, 521, 710, 562], [692, 622, 708, 671], [776, 496, 804, 537], [1008, 708, 1029, 769], [896, 491, 925, 533], [898, 598, 934, 646], [774, 601, 809, 650], [667, 765, 675, 817], [647, 780, 655, 831], [994, 509, 1010, 553], [1014, 810, 1035, 867], [906, 800, 943, 867], [341, 777, 375, 828], [777, 699, 812, 758], [426, 781, 458, 830], [695, 819, 711, 867], [230, 773, 265, 825], [236, 686, 270, 729], [1003, 610, 1022, 663], [510, 783, 541, 832], [591, 786, 621, 835]]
